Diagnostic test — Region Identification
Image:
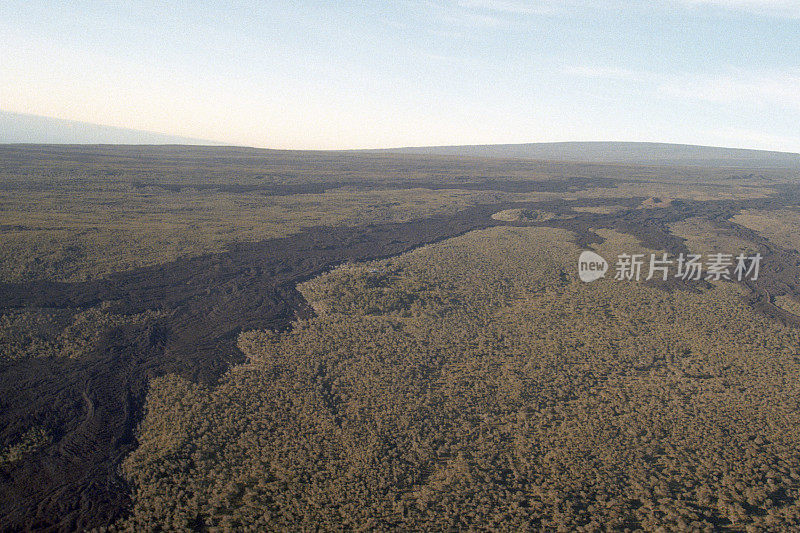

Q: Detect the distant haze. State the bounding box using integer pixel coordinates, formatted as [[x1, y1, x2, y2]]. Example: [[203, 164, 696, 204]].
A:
[[380, 142, 800, 170], [3, 110, 800, 171], [0, 111, 221, 145]]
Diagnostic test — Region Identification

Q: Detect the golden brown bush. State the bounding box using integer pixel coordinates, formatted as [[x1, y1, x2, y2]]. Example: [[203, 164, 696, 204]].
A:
[[117, 226, 800, 531]]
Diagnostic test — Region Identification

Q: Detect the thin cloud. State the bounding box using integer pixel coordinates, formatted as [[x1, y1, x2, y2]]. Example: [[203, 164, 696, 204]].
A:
[[676, 0, 800, 18], [406, 1, 505, 28], [455, 0, 559, 15], [563, 66, 653, 82], [659, 71, 800, 111], [410, 0, 800, 29], [445, 0, 800, 18], [566, 65, 800, 110], [408, 0, 567, 30]]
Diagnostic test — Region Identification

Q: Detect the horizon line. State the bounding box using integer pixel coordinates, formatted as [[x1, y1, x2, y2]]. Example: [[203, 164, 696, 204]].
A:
[[3, 110, 800, 156]]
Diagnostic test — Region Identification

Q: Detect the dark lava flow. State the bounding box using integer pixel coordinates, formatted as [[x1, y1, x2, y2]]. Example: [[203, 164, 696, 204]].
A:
[[0, 201, 541, 531], [2, 184, 800, 530], [129, 176, 616, 196]]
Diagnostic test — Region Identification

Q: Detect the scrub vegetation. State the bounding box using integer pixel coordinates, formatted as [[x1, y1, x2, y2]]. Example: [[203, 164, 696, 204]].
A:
[[732, 209, 800, 254], [120, 227, 800, 531], [1, 145, 800, 530], [0, 144, 773, 284]]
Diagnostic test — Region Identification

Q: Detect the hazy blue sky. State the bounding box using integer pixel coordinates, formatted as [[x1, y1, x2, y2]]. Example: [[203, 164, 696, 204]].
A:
[[2, 1, 799, 150]]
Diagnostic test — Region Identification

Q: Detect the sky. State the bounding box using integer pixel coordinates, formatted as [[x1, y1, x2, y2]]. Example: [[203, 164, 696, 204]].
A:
[[1, 1, 799, 151]]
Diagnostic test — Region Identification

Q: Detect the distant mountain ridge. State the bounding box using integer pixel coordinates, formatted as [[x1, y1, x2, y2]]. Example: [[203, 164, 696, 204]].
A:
[[379, 141, 800, 169], [0, 111, 221, 145], [3, 111, 799, 170]]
